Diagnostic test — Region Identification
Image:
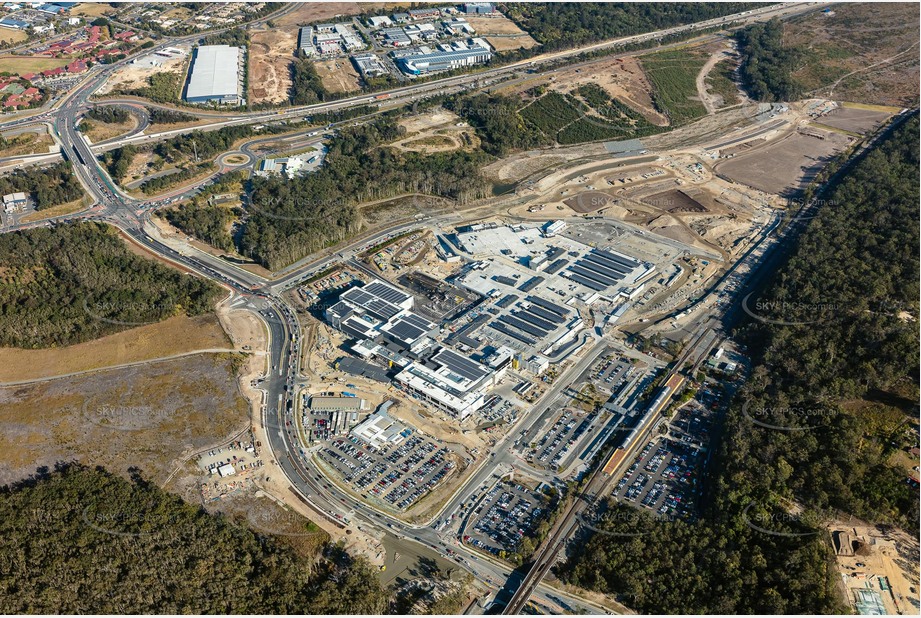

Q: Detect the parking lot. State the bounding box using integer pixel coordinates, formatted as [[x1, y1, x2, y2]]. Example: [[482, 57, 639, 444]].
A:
[[478, 394, 519, 424], [611, 436, 703, 521], [318, 433, 456, 511], [526, 408, 592, 470], [464, 481, 550, 556]]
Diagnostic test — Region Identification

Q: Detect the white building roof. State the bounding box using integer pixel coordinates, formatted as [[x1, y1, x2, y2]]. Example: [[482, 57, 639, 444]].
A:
[[186, 45, 240, 100]]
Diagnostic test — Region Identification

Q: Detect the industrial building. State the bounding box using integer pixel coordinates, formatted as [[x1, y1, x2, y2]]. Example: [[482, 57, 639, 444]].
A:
[[298, 26, 315, 55], [351, 53, 389, 78], [301, 22, 363, 55], [463, 2, 494, 14], [184, 45, 242, 104], [396, 41, 492, 75], [2, 191, 27, 213]]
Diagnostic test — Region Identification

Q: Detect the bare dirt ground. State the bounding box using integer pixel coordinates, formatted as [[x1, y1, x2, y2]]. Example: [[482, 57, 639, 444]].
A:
[[314, 57, 361, 94], [828, 519, 920, 615], [814, 104, 895, 135], [696, 46, 734, 115], [715, 126, 854, 196], [547, 56, 668, 126], [465, 15, 538, 52], [391, 108, 480, 154], [249, 28, 297, 105], [0, 314, 232, 383], [97, 51, 188, 95], [785, 3, 920, 107], [273, 2, 410, 27], [0, 352, 249, 487]]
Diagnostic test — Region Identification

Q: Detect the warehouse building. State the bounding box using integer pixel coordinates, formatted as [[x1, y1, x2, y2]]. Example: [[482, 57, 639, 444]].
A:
[[185, 45, 242, 104], [396, 42, 491, 75], [298, 26, 315, 55]]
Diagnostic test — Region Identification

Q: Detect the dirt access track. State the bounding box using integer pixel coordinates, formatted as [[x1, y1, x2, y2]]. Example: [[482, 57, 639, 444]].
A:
[[391, 108, 480, 154], [249, 28, 298, 105]]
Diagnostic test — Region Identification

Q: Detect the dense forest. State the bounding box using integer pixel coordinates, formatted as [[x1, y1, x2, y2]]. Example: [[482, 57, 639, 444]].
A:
[[147, 107, 198, 124], [84, 105, 131, 125], [0, 222, 221, 348], [562, 113, 919, 612], [0, 161, 84, 210], [163, 203, 237, 251], [502, 2, 758, 52], [445, 93, 549, 155], [0, 464, 387, 614], [241, 117, 492, 269], [735, 19, 804, 102]]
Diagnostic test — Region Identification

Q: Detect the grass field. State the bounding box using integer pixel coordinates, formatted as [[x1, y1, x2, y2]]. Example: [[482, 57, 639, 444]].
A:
[[19, 196, 87, 224], [639, 49, 708, 125], [0, 56, 69, 74], [69, 2, 118, 18], [0, 313, 232, 383], [0, 352, 249, 487], [0, 29, 29, 45]]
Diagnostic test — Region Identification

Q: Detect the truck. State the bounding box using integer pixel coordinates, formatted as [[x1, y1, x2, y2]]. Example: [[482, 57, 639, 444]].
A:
[[374, 93, 390, 100]]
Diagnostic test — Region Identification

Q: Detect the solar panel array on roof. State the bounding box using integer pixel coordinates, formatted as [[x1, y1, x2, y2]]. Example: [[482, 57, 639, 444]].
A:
[[526, 296, 568, 317], [499, 314, 547, 338], [365, 298, 401, 321], [489, 321, 535, 345], [577, 261, 624, 283], [523, 303, 565, 325], [519, 276, 544, 292], [365, 281, 412, 305], [544, 258, 568, 275], [513, 310, 554, 333], [583, 253, 631, 276], [342, 287, 375, 306], [494, 275, 517, 287], [387, 320, 426, 346], [401, 313, 435, 330], [434, 348, 489, 382], [566, 271, 606, 291], [594, 249, 640, 269], [340, 287, 402, 321], [496, 294, 518, 309], [569, 263, 621, 287]]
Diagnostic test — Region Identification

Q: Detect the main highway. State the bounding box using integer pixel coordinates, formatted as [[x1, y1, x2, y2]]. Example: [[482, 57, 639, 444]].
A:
[[0, 2, 835, 613]]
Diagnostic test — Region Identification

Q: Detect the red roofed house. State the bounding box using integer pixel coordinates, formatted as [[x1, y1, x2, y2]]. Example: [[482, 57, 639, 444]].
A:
[[20, 72, 37, 81], [41, 67, 65, 78], [66, 59, 87, 74], [22, 87, 39, 96]]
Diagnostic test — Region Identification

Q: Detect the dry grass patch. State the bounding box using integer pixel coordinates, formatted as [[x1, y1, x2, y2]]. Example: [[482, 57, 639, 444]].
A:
[[0, 313, 233, 383]]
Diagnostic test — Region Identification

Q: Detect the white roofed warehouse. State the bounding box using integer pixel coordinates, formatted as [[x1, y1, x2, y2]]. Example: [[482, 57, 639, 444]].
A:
[[185, 44, 243, 104]]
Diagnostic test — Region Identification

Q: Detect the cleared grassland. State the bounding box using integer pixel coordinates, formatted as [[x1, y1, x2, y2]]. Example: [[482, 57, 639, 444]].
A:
[[0, 313, 232, 383], [0, 56, 69, 73], [0, 352, 249, 486], [639, 49, 708, 125]]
